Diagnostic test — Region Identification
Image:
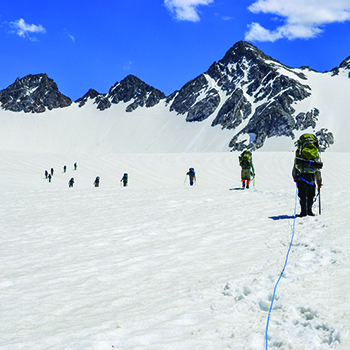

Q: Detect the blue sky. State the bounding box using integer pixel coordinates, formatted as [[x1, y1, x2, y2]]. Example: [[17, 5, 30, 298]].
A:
[[1, 0, 350, 101]]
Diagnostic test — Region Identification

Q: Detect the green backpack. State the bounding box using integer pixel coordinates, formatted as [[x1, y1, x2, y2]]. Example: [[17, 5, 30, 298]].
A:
[[296, 134, 319, 160], [239, 150, 252, 168]]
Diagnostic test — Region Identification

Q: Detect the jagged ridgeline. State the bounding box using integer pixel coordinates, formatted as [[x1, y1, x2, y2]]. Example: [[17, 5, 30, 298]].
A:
[[0, 41, 344, 151], [0, 74, 72, 113]]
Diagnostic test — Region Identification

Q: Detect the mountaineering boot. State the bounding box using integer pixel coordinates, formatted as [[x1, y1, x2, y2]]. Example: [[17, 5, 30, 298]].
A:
[[242, 181, 245, 188], [299, 210, 307, 217], [308, 208, 315, 216], [246, 182, 250, 189], [299, 198, 307, 217]]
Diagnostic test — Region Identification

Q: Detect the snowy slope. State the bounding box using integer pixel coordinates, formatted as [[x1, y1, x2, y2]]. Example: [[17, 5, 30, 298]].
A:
[[0, 149, 349, 350], [290, 69, 350, 152], [0, 99, 234, 154], [1, 60, 350, 348], [1, 64, 350, 154]]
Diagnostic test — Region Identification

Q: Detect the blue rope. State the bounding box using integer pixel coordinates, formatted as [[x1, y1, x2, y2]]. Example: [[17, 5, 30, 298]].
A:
[[265, 184, 298, 349], [298, 175, 315, 186], [308, 160, 314, 172]]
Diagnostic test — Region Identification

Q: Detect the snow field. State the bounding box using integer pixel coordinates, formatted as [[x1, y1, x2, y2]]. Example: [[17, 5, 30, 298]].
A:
[[0, 151, 349, 349]]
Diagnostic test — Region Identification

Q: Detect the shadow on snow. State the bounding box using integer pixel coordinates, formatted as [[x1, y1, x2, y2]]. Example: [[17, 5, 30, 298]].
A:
[[269, 215, 296, 220]]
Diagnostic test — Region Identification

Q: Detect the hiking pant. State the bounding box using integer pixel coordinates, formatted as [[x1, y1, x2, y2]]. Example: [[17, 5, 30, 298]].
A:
[[241, 169, 251, 180], [297, 173, 316, 213]]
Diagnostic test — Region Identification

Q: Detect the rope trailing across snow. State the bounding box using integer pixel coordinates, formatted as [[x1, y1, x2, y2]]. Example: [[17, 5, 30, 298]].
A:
[[265, 184, 299, 349]]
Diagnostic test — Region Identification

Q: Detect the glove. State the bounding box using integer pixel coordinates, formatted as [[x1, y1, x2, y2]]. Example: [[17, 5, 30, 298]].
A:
[[318, 184, 322, 188]]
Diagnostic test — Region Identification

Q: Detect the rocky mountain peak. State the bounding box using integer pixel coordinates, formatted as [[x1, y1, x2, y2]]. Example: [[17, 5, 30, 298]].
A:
[[107, 74, 166, 112], [166, 41, 317, 150], [75, 89, 101, 107], [219, 40, 278, 66], [340, 56, 350, 69], [0, 73, 72, 113], [339, 56, 350, 78], [77, 74, 166, 112]]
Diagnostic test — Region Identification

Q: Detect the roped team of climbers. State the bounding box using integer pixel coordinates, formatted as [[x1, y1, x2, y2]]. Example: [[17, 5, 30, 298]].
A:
[[236, 133, 323, 217], [43, 133, 323, 217]]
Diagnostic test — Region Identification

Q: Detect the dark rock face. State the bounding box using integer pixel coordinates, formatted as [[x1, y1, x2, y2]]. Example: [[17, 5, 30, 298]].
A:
[[109, 75, 165, 108], [166, 40, 316, 150], [76, 75, 165, 112], [316, 128, 335, 152], [339, 56, 350, 70], [78, 75, 166, 112], [209, 42, 312, 150], [0, 74, 71, 113], [95, 96, 112, 111], [169, 75, 209, 116], [212, 89, 251, 129], [295, 108, 319, 130], [185, 88, 221, 122], [76, 89, 101, 107], [1, 41, 343, 151], [339, 56, 350, 78]]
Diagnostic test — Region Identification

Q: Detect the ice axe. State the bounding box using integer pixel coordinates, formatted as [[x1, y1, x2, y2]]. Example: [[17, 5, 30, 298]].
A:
[[318, 187, 321, 215]]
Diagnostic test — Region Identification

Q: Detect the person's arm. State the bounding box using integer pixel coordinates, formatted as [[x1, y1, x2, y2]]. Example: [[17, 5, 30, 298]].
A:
[[316, 171, 322, 187], [251, 164, 255, 176], [292, 164, 298, 182]]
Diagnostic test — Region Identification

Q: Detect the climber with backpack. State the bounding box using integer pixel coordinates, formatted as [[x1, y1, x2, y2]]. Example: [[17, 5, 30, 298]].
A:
[[120, 173, 128, 187], [239, 150, 255, 189], [93, 176, 100, 187], [292, 133, 323, 217], [186, 168, 196, 186]]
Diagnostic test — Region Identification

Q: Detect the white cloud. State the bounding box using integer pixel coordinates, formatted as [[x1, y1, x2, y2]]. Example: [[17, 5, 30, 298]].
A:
[[164, 0, 214, 22], [245, 0, 350, 41], [10, 18, 46, 40], [245, 22, 282, 42]]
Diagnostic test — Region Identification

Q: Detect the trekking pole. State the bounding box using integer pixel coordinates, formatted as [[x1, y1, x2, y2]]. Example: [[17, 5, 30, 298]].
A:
[[318, 187, 321, 215], [183, 176, 187, 185]]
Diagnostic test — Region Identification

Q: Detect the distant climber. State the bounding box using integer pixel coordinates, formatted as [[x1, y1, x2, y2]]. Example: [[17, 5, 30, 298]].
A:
[[186, 168, 196, 186], [63, 165, 67, 173], [239, 150, 255, 189], [93, 176, 100, 187], [120, 173, 128, 187], [74, 162, 77, 171], [68, 178, 74, 188]]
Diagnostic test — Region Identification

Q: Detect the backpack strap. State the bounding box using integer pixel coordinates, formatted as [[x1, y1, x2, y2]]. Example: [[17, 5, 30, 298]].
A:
[[295, 157, 323, 170]]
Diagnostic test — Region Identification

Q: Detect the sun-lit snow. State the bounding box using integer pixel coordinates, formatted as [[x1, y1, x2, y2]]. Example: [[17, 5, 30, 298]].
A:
[[1, 108, 350, 350], [1, 70, 350, 349]]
